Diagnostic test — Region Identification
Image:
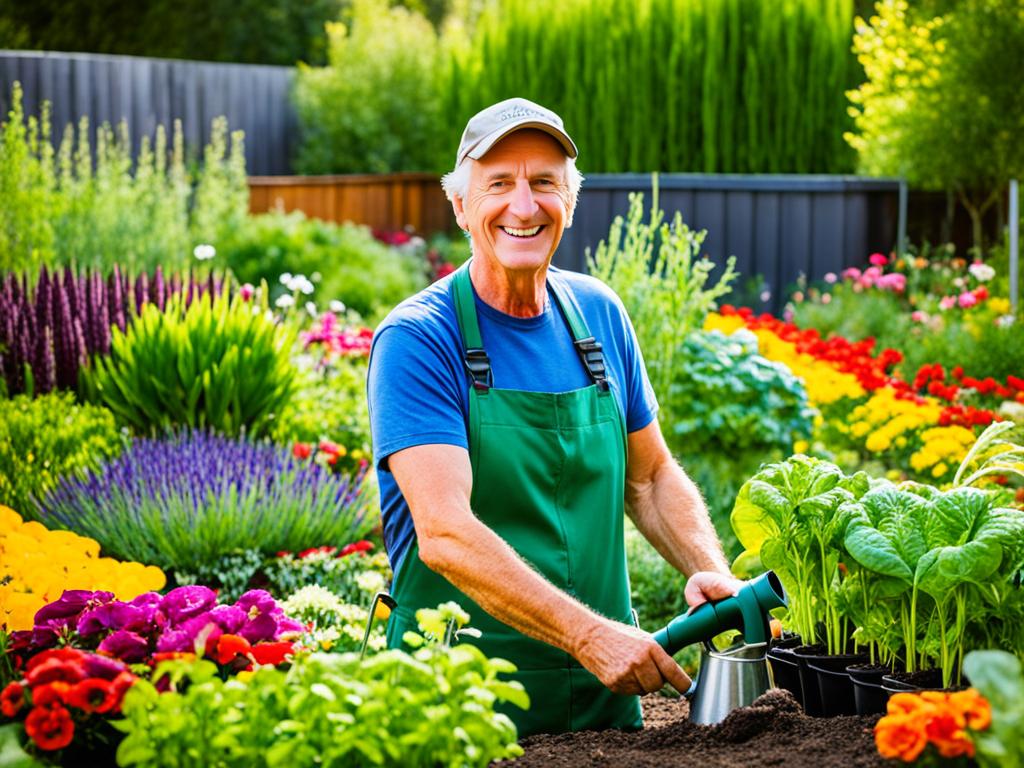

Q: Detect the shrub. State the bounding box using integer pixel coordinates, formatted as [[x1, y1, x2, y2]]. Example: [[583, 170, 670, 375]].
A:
[[0, 393, 124, 520], [588, 179, 738, 434], [0, 82, 248, 274], [446, 0, 856, 174], [0, 266, 222, 398], [81, 287, 296, 438], [293, 0, 446, 174], [40, 431, 375, 576], [217, 209, 428, 321]]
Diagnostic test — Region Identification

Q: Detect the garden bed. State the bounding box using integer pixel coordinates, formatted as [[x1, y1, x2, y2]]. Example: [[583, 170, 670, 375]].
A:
[[499, 689, 886, 768]]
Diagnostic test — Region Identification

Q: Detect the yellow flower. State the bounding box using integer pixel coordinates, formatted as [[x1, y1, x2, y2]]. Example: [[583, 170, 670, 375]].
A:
[[793, 440, 810, 454], [932, 462, 949, 478]]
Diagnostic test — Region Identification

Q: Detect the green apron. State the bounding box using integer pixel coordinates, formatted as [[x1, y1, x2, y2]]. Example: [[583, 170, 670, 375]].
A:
[[386, 263, 643, 737]]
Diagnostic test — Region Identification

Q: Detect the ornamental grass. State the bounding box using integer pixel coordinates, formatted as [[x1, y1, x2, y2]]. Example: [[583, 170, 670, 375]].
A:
[[38, 431, 373, 577]]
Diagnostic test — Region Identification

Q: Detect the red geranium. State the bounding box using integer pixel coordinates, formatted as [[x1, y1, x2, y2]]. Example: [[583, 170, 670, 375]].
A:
[[0, 682, 25, 717], [24, 704, 74, 751]]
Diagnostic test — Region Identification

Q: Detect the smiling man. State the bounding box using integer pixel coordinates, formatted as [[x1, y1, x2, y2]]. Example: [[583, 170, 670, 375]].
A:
[[367, 97, 742, 737]]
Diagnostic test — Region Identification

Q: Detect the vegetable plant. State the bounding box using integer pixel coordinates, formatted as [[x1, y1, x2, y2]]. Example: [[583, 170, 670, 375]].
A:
[[730, 455, 871, 653]]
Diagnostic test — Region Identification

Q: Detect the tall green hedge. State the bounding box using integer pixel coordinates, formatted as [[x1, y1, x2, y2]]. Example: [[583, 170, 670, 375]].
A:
[[443, 0, 857, 174]]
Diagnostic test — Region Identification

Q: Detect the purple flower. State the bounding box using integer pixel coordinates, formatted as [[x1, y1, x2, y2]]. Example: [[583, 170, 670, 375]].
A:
[[34, 590, 113, 627], [130, 592, 162, 610], [275, 617, 306, 637], [79, 601, 157, 637], [208, 605, 247, 634], [155, 612, 222, 654], [239, 613, 278, 644], [235, 590, 278, 617], [87, 647, 134, 675], [159, 586, 217, 625]]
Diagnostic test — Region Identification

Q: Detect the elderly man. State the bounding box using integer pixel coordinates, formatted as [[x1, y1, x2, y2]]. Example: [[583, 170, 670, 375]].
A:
[[367, 97, 742, 737]]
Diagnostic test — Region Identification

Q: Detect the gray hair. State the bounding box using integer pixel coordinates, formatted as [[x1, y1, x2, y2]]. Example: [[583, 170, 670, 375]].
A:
[[441, 156, 584, 226]]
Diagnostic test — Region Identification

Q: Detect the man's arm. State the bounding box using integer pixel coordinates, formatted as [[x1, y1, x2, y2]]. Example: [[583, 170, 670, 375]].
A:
[[389, 443, 692, 696], [625, 419, 744, 607]]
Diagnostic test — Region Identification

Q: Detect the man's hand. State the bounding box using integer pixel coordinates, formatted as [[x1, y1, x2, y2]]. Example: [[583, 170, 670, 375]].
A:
[[684, 571, 747, 609], [571, 618, 692, 696]]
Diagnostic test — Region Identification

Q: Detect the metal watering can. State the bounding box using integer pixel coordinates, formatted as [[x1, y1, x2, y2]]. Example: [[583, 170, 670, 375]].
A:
[[652, 571, 786, 725]]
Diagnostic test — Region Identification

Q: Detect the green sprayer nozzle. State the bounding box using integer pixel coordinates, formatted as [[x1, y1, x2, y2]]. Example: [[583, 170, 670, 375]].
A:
[[652, 571, 786, 656]]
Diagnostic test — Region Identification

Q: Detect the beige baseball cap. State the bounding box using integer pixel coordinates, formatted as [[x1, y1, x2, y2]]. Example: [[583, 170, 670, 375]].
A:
[[455, 97, 578, 167]]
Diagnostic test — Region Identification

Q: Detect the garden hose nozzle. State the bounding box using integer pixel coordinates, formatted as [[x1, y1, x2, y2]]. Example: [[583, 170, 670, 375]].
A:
[[652, 571, 786, 656], [360, 591, 397, 658]]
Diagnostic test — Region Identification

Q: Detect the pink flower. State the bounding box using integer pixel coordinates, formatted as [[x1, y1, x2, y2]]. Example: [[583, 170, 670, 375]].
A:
[[911, 310, 928, 323], [958, 291, 978, 308], [824, 272, 837, 284], [842, 267, 862, 282], [939, 296, 957, 311], [876, 273, 906, 292], [869, 252, 889, 267], [239, 283, 255, 302]]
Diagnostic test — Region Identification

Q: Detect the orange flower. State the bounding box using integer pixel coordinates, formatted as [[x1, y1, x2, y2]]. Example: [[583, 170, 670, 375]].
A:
[[926, 708, 974, 759], [875, 712, 929, 762], [887, 692, 932, 716], [949, 688, 992, 731], [215, 633, 252, 665], [24, 704, 75, 751], [249, 641, 293, 667]]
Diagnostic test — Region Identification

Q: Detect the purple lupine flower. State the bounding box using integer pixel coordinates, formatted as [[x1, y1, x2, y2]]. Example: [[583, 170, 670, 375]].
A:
[[159, 586, 218, 625]]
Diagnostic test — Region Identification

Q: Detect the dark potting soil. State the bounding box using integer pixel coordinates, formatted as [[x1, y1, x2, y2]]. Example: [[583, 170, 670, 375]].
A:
[[495, 688, 886, 768]]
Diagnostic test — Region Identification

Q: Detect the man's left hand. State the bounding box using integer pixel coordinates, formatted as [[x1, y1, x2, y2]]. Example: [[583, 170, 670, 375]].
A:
[[684, 571, 746, 609]]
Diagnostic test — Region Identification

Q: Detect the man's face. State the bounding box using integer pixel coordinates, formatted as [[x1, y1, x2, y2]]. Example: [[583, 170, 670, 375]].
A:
[[453, 130, 573, 273]]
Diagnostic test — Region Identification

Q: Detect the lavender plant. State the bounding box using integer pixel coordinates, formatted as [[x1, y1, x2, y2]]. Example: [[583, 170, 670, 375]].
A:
[[40, 431, 375, 576], [0, 265, 222, 397]]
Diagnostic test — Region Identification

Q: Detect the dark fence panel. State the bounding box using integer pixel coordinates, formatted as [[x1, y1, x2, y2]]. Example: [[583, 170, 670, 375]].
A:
[[0, 49, 297, 175], [556, 174, 901, 311]]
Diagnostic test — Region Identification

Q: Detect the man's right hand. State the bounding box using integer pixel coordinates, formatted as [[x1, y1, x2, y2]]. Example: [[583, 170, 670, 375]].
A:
[[571, 617, 692, 696]]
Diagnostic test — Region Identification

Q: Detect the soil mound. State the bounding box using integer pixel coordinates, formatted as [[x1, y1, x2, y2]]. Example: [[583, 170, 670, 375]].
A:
[[497, 689, 886, 767]]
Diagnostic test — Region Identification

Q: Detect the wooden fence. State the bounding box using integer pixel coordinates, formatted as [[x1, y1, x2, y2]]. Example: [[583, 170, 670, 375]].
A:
[[248, 173, 455, 233], [0, 49, 297, 175]]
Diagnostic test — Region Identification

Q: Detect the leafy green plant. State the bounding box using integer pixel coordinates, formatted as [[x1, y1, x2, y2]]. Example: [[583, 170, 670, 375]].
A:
[[0, 82, 248, 274], [115, 607, 526, 767], [588, 178, 738, 433], [264, 547, 391, 605], [962, 650, 1024, 768], [0, 392, 124, 520], [293, 0, 446, 174], [82, 286, 296, 438], [217, 209, 428, 320], [730, 455, 872, 654], [171, 548, 266, 604], [280, 584, 387, 654]]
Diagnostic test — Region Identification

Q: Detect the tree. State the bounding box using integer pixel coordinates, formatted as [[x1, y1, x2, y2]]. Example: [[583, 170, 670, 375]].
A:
[[846, 0, 1024, 253]]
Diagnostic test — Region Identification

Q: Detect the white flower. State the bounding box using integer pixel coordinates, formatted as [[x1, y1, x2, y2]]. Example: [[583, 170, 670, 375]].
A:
[[275, 294, 295, 309], [305, 301, 318, 317], [279, 272, 293, 285], [759, 290, 772, 303], [329, 300, 347, 314], [356, 571, 386, 594], [996, 314, 1016, 328], [997, 400, 1024, 423], [968, 262, 996, 282], [193, 243, 216, 261]]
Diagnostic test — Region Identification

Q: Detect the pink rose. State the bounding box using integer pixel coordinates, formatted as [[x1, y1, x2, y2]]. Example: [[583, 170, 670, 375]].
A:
[[869, 253, 889, 266]]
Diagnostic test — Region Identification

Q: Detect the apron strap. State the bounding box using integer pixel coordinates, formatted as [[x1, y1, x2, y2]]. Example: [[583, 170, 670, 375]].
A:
[[452, 263, 492, 391], [452, 261, 610, 392]]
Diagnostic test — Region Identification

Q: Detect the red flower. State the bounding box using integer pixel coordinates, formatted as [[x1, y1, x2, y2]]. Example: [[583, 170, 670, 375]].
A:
[[339, 540, 374, 557], [66, 678, 119, 714], [30, 682, 70, 708], [25, 704, 75, 751], [318, 440, 340, 455], [26, 657, 85, 688], [292, 442, 312, 460], [25, 648, 84, 674], [952, 366, 965, 380], [215, 634, 252, 665], [249, 642, 294, 666], [0, 682, 25, 717], [973, 286, 989, 302], [1008, 375, 1024, 391]]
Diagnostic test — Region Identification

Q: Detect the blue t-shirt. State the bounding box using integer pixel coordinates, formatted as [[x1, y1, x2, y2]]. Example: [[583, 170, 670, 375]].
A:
[[367, 266, 658, 571]]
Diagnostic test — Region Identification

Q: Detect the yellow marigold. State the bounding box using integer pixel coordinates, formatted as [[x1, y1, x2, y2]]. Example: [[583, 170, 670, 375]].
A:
[[866, 432, 892, 453], [703, 313, 746, 335], [932, 462, 949, 478]]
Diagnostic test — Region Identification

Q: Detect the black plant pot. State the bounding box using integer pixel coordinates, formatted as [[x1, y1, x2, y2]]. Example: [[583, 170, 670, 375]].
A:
[[847, 663, 890, 716], [807, 653, 869, 717], [791, 644, 827, 716], [766, 636, 804, 706], [881, 668, 946, 698]]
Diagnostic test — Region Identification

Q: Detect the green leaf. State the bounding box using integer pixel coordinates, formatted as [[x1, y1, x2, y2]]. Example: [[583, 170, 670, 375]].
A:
[[0, 724, 45, 768]]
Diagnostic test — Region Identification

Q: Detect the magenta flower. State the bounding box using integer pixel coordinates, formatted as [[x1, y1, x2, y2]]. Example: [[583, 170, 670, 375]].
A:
[[208, 605, 247, 634], [97, 630, 150, 663], [239, 283, 255, 301], [958, 291, 978, 308], [159, 586, 217, 625], [842, 267, 862, 281], [83, 652, 129, 680], [869, 252, 889, 266]]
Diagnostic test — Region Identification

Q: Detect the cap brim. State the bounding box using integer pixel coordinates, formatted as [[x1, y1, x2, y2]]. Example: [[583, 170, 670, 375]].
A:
[[463, 119, 578, 164]]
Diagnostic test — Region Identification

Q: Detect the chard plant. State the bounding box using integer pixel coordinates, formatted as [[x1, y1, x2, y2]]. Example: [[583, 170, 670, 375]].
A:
[[730, 454, 871, 654]]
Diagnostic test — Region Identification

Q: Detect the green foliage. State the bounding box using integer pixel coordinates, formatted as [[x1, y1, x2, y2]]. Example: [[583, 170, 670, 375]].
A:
[[82, 287, 297, 438], [0, 393, 124, 520], [847, 0, 1024, 251], [172, 548, 265, 604], [730, 455, 872, 653], [217, 210, 428, 320], [280, 584, 387, 654], [962, 650, 1024, 768], [264, 548, 392, 605], [446, 0, 856, 175], [0, 83, 249, 274], [293, 0, 447, 174], [115, 620, 525, 767], [588, 179, 738, 434]]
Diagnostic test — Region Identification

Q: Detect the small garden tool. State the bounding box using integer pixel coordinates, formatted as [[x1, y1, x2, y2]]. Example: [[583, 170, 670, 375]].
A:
[[652, 571, 786, 724], [360, 591, 397, 658]]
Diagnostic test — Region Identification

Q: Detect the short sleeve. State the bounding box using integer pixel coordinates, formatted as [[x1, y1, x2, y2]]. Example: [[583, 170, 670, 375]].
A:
[[619, 306, 659, 433], [367, 323, 469, 470]]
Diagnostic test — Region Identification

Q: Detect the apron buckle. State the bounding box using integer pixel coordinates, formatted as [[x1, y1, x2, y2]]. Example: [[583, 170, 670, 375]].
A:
[[464, 347, 493, 390]]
